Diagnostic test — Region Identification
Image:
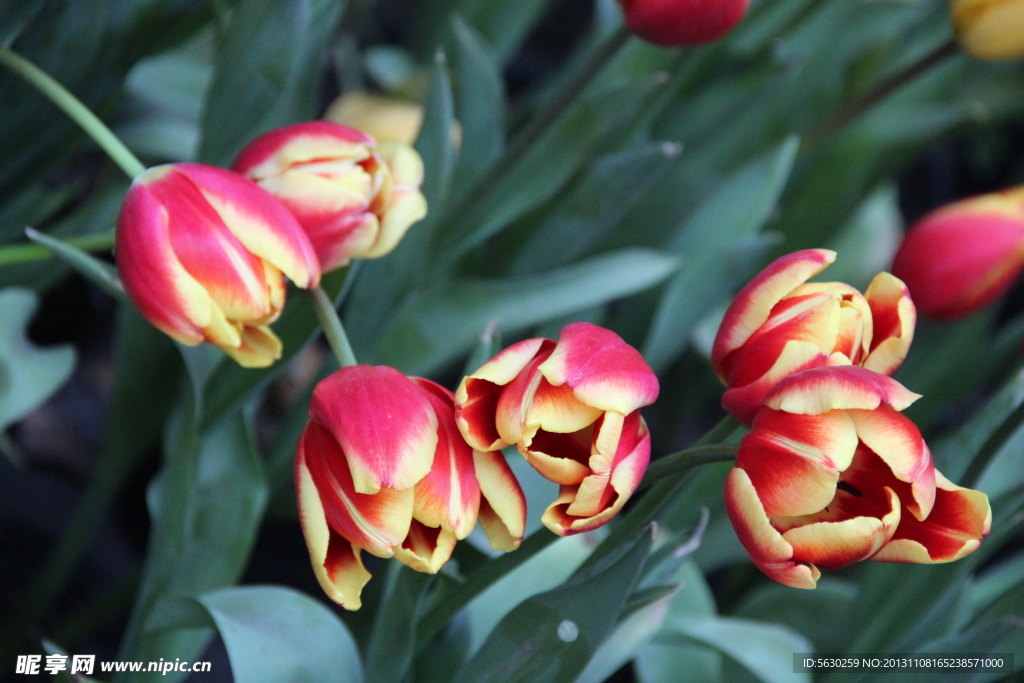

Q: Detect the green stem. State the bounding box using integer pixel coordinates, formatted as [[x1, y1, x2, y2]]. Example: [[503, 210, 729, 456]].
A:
[[639, 443, 738, 488], [0, 46, 146, 179], [803, 39, 960, 148], [304, 286, 358, 367], [0, 230, 115, 267]]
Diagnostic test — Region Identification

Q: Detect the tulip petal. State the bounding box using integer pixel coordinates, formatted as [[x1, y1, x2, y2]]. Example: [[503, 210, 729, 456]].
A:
[[175, 163, 320, 289], [847, 406, 935, 520], [310, 365, 438, 494], [738, 409, 859, 517], [764, 365, 921, 415], [782, 487, 900, 570], [712, 249, 836, 380], [455, 338, 550, 451], [410, 379, 481, 539], [519, 425, 594, 485], [474, 450, 527, 552], [872, 470, 991, 563], [295, 440, 371, 610], [302, 421, 415, 557], [495, 350, 551, 446], [538, 322, 659, 415], [862, 272, 916, 375], [721, 340, 837, 426], [542, 415, 650, 536], [724, 468, 820, 589], [219, 324, 283, 368], [116, 175, 212, 346], [232, 121, 375, 179], [393, 520, 458, 574], [526, 379, 604, 434]]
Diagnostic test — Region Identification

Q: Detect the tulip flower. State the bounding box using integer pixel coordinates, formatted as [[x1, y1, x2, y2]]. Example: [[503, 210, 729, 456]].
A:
[[324, 91, 424, 146], [617, 0, 750, 46], [891, 189, 1024, 319], [116, 163, 320, 368], [712, 249, 916, 425], [725, 366, 991, 589], [951, 0, 1024, 61], [232, 121, 427, 273], [455, 322, 659, 536], [296, 365, 526, 609]]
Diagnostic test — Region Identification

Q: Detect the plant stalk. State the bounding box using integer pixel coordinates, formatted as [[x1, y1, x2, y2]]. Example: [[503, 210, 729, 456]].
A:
[[304, 286, 358, 368], [0, 46, 146, 179]]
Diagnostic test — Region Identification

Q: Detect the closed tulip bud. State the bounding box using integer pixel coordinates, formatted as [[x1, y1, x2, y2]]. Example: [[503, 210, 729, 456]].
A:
[[952, 0, 1024, 61], [617, 0, 750, 46], [116, 163, 320, 368], [891, 189, 1024, 319], [232, 121, 428, 273], [713, 249, 916, 425], [296, 365, 526, 609], [324, 91, 424, 147], [726, 366, 990, 589], [455, 322, 659, 537]]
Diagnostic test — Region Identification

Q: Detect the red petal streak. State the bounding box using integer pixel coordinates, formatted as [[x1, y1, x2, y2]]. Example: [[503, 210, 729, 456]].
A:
[[713, 249, 836, 380], [765, 366, 920, 415], [862, 272, 916, 375], [302, 421, 414, 557], [538, 322, 659, 415], [310, 365, 438, 494], [724, 468, 820, 589]]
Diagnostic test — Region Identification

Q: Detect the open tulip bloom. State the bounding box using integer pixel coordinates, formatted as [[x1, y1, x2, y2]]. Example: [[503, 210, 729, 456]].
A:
[[712, 248, 916, 425], [295, 365, 526, 610], [233, 121, 427, 273], [116, 163, 321, 367], [726, 366, 991, 589], [455, 322, 659, 536]]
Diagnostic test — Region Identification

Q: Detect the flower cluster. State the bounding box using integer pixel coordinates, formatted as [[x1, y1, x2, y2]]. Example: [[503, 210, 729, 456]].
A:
[[715, 250, 991, 588], [116, 120, 427, 367]]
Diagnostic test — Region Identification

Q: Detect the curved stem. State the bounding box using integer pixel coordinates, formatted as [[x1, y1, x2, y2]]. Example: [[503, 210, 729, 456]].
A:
[[804, 39, 960, 148], [639, 443, 738, 489], [304, 286, 358, 367], [0, 46, 146, 179], [0, 230, 116, 267]]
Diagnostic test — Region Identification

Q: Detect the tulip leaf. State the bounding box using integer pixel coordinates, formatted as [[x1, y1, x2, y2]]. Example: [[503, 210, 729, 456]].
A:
[[733, 579, 857, 654], [375, 248, 679, 375], [198, 0, 345, 166], [365, 563, 435, 683], [417, 48, 458, 217], [457, 528, 652, 683], [507, 141, 682, 275], [147, 585, 362, 683], [116, 409, 268, 682], [450, 15, 505, 199], [0, 288, 75, 433], [24, 228, 125, 300], [642, 137, 798, 373], [438, 72, 667, 261], [575, 592, 675, 683]]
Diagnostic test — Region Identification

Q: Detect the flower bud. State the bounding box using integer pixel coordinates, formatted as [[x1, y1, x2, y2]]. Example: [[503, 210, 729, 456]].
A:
[[115, 163, 320, 368], [324, 91, 424, 146], [891, 189, 1024, 319], [455, 322, 659, 536], [951, 0, 1024, 61], [617, 0, 750, 46], [726, 366, 990, 589], [232, 121, 428, 273], [296, 366, 526, 609], [713, 249, 916, 425]]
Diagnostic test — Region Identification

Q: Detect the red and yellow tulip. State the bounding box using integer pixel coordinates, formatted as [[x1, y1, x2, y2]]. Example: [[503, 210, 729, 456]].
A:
[[616, 0, 750, 46], [296, 365, 526, 610], [115, 162, 320, 368], [725, 366, 990, 589], [891, 188, 1024, 319], [712, 249, 916, 425], [232, 121, 427, 273], [455, 322, 659, 536]]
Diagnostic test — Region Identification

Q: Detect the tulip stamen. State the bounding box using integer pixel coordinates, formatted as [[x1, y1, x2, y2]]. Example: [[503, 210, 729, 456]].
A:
[[836, 480, 863, 498]]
